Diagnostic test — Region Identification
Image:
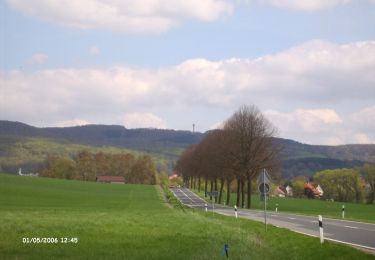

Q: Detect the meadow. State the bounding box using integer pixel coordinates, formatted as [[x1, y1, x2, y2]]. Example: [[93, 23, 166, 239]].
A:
[[194, 189, 375, 223], [0, 173, 374, 259]]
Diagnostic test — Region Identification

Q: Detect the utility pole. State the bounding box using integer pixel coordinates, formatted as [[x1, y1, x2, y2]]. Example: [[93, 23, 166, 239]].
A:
[[192, 123, 195, 133]]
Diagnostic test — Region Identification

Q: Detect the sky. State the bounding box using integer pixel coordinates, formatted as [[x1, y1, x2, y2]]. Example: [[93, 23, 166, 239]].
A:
[[0, 0, 374, 145]]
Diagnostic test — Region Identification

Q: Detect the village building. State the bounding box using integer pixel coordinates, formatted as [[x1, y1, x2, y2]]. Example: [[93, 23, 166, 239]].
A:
[[18, 168, 39, 177], [275, 186, 286, 197], [285, 185, 293, 197], [168, 173, 178, 180], [316, 184, 324, 197]]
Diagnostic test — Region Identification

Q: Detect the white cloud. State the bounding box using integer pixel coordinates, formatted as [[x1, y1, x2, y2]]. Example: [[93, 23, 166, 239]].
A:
[[256, 0, 351, 11], [7, 0, 232, 33], [26, 53, 48, 65], [241, 0, 375, 11], [55, 119, 90, 127], [353, 133, 371, 144], [265, 108, 342, 133], [1, 40, 374, 143], [209, 121, 225, 130], [264, 108, 342, 143], [89, 46, 100, 56], [348, 105, 375, 133], [264, 107, 375, 144], [123, 113, 167, 128]]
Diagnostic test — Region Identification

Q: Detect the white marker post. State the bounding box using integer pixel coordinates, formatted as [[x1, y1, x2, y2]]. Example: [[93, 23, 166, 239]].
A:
[[342, 205, 345, 219], [263, 169, 267, 231], [318, 215, 324, 244], [275, 203, 278, 213], [205, 203, 208, 212], [234, 205, 238, 219]]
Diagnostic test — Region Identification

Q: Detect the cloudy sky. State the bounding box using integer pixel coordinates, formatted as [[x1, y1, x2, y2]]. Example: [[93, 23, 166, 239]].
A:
[[1, 0, 374, 145]]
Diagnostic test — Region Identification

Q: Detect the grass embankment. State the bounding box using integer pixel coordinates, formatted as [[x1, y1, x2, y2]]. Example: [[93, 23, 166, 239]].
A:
[[0, 173, 373, 259], [194, 189, 375, 223]]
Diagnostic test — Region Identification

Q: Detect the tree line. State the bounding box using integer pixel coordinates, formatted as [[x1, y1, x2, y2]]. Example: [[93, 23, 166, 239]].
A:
[[288, 163, 375, 204], [41, 150, 157, 185], [175, 105, 281, 209]]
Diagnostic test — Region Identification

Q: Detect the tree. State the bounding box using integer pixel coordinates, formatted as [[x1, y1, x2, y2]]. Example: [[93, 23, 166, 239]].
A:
[[128, 155, 157, 185], [223, 105, 281, 208], [291, 176, 308, 198], [175, 105, 281, 209], [314, 168, 363, 203], [75, 150, 96, 181], [362, 164, 375, 204], [94, 152, 111, 176], [41, 155, 76, 179]]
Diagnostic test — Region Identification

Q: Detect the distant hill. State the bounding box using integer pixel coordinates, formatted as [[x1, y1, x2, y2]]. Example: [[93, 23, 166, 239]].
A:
[[0, 120, 374, 179]]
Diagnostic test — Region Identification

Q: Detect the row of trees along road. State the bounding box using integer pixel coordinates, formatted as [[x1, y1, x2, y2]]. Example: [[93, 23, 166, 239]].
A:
[[175, 105, 281, 209], [41, 150, 157, 184]]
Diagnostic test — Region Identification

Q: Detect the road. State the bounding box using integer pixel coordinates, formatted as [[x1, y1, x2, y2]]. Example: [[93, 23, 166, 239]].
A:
[[171, 187, 375, 253]]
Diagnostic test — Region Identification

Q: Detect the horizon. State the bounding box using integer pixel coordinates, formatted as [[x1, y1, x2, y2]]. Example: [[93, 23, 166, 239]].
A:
[[2, 119, 375, 147]]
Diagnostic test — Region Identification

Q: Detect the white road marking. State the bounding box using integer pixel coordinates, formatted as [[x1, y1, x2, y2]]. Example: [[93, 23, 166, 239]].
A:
[[288, 217, 296, 220], [344, 225, 359, 229], [271, 215, 277, 217]]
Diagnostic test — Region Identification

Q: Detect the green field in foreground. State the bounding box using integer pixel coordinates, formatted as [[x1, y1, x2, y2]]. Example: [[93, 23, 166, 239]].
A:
[[0, 173, 374, 259], [194, 189, 375, 223]]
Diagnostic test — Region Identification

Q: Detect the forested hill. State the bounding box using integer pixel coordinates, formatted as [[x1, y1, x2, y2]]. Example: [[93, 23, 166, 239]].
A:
[[1, 120, 374, 178], [0, 120, 203, 154]]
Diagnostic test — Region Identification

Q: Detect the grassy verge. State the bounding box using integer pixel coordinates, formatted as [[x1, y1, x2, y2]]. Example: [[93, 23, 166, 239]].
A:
[[0, 173, 373, 259], [193, 189, 375, 223]]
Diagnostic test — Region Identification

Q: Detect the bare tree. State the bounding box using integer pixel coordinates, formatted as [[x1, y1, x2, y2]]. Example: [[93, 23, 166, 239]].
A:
[[224, 105, 281, 208]]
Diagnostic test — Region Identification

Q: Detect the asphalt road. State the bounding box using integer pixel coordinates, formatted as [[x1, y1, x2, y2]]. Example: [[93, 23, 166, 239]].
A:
[[171, 187, 375, 253]]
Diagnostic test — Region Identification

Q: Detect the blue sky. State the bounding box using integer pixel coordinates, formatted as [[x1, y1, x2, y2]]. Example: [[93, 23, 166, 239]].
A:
[[1, 0, 375, 145]]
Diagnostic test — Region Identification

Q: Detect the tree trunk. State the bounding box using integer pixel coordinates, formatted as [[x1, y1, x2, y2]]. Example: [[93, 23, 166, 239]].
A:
[[226, 180, 231, 206], [210, 179, 213, 200], [214, 178, 218, 202], [219, 178, 224, 204], [236, 178, 241, 207], [241, 178, 245, 208], [247, 176, 252, 209], [204, 178, 208, 197], [198, 176, 201, 192]]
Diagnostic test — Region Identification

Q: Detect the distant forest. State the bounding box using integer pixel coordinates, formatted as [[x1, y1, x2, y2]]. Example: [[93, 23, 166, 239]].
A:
[[0, 120, 374, 179]]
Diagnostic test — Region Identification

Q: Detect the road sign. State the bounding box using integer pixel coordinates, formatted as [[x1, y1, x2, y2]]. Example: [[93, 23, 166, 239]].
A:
[[258, 183, 270, 193], [257, 170, 271, 183], [206, 191, 219, 197]]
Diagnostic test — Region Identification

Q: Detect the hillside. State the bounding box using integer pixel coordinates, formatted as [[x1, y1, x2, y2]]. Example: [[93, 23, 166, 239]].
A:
[[0, 120, 374, 178]]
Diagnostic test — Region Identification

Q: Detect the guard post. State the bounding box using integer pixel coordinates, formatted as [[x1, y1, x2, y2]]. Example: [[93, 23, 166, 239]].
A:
[[318, 215, 324, 244]]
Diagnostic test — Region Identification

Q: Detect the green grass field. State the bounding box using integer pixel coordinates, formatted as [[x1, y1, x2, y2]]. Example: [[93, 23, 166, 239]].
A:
[[0, 173, 374, 259], [194, 190, 375, 223]]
